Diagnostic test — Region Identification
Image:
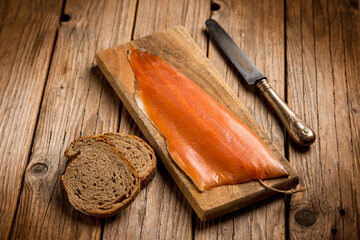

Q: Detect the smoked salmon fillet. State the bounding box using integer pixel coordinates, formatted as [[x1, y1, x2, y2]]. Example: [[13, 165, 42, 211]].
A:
[[128, 48, 288, 191]]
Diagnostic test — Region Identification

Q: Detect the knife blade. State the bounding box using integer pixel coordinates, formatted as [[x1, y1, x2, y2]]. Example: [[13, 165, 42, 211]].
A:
[[205, 19, 316, 146], [205, 19, 264, 85]]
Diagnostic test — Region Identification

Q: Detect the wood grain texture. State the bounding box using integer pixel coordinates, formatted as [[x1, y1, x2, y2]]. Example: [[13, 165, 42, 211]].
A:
[[0, 0, 62, 238], [2, 0, 358, 238], [102, 1, 209, 239], [10, 0, 136, 239], [195, 0, 287, 238], [96, 26, 298, 221], [287, 0, 360, 238]]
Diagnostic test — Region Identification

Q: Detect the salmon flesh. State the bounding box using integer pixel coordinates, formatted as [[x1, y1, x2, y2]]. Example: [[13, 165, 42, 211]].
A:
[[128, 48, 287, 191]]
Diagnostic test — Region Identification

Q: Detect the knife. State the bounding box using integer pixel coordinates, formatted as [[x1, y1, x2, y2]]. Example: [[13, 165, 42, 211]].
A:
[[206, 19, 315, 146]]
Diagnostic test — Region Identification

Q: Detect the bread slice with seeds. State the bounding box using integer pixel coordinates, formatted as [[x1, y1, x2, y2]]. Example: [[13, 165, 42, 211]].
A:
[[103, 133, 157, 189], [62, 135, 140, 218]]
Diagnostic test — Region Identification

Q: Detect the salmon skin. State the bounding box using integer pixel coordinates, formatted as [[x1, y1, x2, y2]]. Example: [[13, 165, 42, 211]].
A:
[[128, 48, 287, 191]]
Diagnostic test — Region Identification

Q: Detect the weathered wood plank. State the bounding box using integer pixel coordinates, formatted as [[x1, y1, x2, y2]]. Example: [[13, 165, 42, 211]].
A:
[[340, 2, 360, 237], [195, 0, 286, 238], [10, 0, 137, 239], [0, 0, 63, 238], [342, 2, 360, 171], [330, 1, 360, 237], [102, 0, 209, 239], [287, 0, 360, 238]]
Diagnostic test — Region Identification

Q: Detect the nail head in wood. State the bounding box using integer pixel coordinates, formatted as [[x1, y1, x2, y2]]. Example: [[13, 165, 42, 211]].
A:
[[211, 3, 220, 11], [339, 208, 345, 216], [60, 14, 71, 22]]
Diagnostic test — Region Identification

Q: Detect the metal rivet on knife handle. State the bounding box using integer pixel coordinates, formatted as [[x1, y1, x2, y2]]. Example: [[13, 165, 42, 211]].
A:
[[256, 79, 316, 146]]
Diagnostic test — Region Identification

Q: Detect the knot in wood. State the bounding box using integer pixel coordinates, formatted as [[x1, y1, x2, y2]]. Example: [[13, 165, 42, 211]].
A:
[[294, 210, 317, 227], [30, 163, 48, 175]]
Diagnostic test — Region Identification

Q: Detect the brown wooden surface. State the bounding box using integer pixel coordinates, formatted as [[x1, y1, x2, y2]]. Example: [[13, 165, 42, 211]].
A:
[[96, 26, 299, 221], [197, 0, 288, 238], [10, 0, 136, 239], [0, 0, 63, 238], [0, 0, 359, 239], [102, 1, 209, 239], [286, 0, 360, 239]]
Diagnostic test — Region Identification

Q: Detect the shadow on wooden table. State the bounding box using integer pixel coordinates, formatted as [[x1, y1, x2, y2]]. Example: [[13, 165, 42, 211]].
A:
[[193, 193, 286, 237]]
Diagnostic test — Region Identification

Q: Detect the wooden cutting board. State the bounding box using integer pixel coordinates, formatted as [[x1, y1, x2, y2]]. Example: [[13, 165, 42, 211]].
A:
[[96, 26, 299, 221]]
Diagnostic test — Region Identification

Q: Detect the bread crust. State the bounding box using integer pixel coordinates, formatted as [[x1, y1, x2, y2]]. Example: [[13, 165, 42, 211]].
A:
[[103, 133, 157, 189], [62, 135, 140, 218]]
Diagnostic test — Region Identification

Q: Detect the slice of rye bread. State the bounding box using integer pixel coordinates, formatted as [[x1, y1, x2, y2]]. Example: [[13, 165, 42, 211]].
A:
[[62, 135, 140, 218], [103, 133, 157, 189]]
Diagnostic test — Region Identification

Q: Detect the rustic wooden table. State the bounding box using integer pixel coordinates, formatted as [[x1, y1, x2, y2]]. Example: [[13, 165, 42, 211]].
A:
[[1, 0, 359, 239]]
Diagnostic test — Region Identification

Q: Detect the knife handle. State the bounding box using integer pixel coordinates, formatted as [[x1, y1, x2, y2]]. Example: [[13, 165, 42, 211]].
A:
[[256, 79, 316, 146]]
